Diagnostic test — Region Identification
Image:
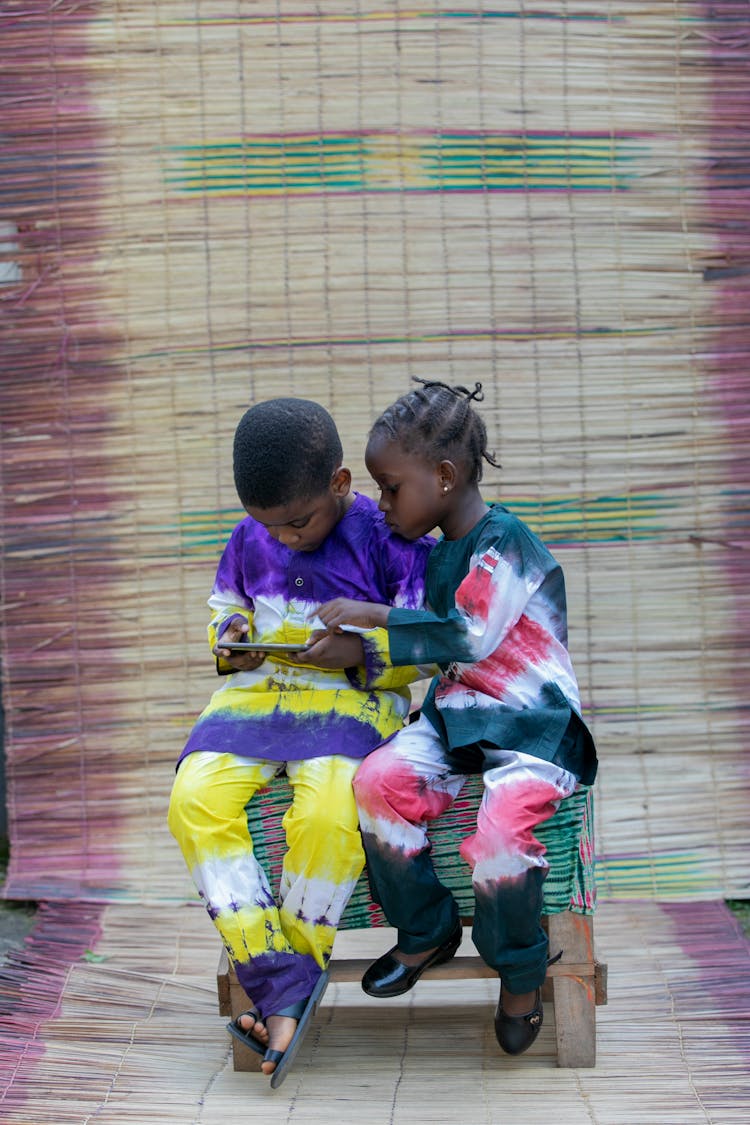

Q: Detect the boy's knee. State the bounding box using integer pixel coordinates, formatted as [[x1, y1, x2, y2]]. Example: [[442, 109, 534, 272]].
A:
[[166, 782, 186, 837], [290, 795, 358, 843], [166, 765, 200, 834]]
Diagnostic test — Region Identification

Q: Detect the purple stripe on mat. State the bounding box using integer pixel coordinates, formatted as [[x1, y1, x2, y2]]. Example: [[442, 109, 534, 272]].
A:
[[704, 3, 750, 794], [660, 902, 750, 1068], [1, 4, 128, 903], [0, 902, 104, 1111]]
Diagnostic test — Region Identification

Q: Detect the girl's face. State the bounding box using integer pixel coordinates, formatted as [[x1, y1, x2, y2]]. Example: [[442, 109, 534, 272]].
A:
[[365, 436, 447, 540]]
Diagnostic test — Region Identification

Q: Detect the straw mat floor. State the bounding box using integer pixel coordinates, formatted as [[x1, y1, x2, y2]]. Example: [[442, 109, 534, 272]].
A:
[[1, 0, 749, 913], [1, 3, 749, 1121], [1, 899, 748, 1124]]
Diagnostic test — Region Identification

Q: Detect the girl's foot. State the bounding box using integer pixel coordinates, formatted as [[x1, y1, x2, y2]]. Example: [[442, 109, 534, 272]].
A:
[[500, 987, 537, 1016], [361, 922, 463, 997], [494, 985, 543, 1056]]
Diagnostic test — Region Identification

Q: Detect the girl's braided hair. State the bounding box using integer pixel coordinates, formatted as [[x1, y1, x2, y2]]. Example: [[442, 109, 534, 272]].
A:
[[369, 378, 499, 483]]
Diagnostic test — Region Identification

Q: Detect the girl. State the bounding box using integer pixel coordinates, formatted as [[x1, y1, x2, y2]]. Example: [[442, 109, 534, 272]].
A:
[[318, 379, 597, 1057]]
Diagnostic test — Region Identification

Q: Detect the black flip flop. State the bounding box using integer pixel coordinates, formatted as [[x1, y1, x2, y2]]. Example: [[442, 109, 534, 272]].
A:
[[226, 1006, 267, 1058], [267, 969, 330, 1090]]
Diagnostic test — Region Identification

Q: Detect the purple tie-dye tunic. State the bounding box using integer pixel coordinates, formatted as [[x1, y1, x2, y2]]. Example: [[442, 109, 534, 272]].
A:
[[179, 493, 433, 766]]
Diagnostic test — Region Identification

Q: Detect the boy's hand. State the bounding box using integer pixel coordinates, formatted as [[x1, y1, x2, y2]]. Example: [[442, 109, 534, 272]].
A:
[[317, 598, 390, 632], [218, 649, 266, 672], [213, 619, 266, 672], [296, 631, 365, 669]]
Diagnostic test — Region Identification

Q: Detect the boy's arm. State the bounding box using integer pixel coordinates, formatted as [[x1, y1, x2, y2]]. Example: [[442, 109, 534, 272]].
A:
[[206, 525, 258, 673], [355, 529, 436, 688], [207, 595, 257, 676]]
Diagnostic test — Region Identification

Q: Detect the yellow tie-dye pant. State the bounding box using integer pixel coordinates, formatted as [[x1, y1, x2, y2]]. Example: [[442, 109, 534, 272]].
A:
[[168, 750, 364, 1017]]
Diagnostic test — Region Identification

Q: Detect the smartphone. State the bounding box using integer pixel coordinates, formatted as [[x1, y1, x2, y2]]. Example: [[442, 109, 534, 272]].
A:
[[214, 639, 312, 654]]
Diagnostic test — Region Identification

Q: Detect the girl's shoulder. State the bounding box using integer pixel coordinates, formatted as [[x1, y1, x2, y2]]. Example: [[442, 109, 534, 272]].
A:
[[477, 504, 557, 570]]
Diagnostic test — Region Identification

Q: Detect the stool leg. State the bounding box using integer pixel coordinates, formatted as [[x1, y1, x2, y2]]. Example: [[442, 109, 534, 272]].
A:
[[547, 912, 597, 1067], [229, 972, 264, 1073]]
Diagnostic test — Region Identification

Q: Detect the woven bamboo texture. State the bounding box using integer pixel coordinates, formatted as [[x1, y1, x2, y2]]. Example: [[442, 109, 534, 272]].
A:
[[1, 3, 748, 913], [2, 3, 750, 1120], [1, 899, 749, 1121]]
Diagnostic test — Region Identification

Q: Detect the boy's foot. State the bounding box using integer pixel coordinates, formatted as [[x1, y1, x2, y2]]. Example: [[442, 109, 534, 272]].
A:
[[260, 1014, 297, 1075], [227, 1007, 269, 1056], [494, 985, 543, 1056], [361, 921, 463, 997], [265, 971, 330, 1090]]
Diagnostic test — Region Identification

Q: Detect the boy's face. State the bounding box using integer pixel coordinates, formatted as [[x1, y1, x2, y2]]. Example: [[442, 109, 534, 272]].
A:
[[365, 436, 445, 541], [245, 468, 351, 552]]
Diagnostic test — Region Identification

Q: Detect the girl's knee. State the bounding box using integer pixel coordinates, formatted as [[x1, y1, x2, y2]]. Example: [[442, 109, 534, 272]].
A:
[[352, 748, 401, 813], [352, 753, 378, 801], [355, 752, 452, 825]]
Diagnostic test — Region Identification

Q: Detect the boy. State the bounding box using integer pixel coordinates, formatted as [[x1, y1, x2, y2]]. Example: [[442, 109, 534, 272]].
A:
[[168, 397, 432, 1087]]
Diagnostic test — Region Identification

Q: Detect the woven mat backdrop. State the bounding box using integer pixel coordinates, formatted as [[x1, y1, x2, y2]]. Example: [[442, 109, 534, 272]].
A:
[[1, 1, 748, 916]]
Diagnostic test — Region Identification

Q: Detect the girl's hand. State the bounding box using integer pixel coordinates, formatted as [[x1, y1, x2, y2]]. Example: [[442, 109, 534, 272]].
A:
[[317, 598, 390, 632], [296, 631, 365, 669]]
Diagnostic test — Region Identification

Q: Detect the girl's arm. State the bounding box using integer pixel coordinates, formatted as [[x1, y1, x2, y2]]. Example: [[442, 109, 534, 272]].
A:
[[316, 602, 435, 690], [316, 598, 390, 631], [389, 543, 548, 666], [316, 532, 435, 688], [320, 539, 550, 668]]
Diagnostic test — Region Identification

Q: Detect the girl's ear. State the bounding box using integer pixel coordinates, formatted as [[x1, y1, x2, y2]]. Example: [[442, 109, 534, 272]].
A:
[[438, 460, 458, 493], [331, 466, 352, 497]]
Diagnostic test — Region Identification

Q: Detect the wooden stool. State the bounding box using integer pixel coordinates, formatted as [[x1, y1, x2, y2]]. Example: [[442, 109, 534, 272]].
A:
[[215, 777, 606, 1069], [218, 910, 606, 1070]]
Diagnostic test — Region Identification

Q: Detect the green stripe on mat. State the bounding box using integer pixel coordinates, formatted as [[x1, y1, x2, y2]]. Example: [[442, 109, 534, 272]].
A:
[[178, 492, 678, 555], [165, 132, 645, 195]]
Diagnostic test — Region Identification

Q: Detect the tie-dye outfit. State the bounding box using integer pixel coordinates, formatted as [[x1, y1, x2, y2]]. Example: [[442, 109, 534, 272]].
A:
[[353, 503, 598, 994], [168, 493, 432, 1017]]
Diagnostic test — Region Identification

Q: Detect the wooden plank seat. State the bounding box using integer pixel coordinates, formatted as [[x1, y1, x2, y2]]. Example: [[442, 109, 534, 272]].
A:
[[216, 776, 606, 1069]]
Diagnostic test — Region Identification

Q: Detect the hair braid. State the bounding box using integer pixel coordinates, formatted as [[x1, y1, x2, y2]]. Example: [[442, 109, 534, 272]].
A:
[[370, 378, 499, 482]]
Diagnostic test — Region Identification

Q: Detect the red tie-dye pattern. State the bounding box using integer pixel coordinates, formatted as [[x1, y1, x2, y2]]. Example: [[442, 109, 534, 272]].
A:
[[355, 748, 455, 829], [438, 614, 553, 700], [454, 547, 500, 622], [459, 773, 564, 873]]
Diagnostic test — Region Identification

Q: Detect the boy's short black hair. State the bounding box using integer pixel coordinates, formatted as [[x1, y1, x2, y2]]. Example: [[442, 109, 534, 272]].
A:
[[233, 397, 343, 509]]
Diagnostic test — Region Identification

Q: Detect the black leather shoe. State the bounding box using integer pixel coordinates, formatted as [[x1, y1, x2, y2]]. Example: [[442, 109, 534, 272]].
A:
[[494, 986, 543, 1056], [362, 922, 463, 998]]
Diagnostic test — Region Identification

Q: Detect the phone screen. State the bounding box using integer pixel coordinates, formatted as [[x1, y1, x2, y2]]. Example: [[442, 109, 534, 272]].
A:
[[214, 640, 311, 653]]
